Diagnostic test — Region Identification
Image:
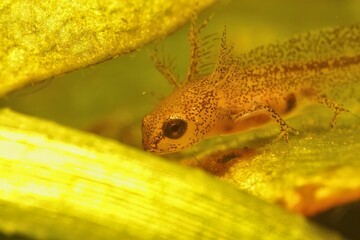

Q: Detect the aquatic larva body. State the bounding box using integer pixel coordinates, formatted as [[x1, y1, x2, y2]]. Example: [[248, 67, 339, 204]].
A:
[[142, 18, 360, 154]]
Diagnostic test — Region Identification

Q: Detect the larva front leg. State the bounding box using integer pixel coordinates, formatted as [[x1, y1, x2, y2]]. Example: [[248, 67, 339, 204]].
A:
[[231, 105, 298, 142]]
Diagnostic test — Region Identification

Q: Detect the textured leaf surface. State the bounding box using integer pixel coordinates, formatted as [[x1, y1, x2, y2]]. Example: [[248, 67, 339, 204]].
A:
[[182, 104, 360, 216], [0, 0, 215, 96]]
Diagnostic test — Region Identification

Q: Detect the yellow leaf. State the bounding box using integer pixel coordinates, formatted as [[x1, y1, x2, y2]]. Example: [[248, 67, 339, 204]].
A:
[[0, 109, 343, 239], [0, 0, 216, 96]]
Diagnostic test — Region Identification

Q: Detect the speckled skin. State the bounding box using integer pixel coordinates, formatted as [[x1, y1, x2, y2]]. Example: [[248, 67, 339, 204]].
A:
[[142, 21, 360, 154]]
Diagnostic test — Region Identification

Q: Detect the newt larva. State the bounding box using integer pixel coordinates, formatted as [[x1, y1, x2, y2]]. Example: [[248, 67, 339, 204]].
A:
[[142, 17, 360, 154]]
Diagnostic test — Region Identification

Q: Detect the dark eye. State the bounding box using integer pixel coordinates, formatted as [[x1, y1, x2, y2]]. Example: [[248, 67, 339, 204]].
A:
[[162, 118, 188, 139]]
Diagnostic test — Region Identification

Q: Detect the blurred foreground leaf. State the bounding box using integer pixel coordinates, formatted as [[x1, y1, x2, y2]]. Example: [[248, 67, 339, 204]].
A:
[[0, 0, 216, 96], [0, 108, 342, 239]]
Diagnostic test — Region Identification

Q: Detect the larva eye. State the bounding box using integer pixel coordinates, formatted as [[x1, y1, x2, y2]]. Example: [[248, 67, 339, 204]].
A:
[[162, 118, 188, 139]]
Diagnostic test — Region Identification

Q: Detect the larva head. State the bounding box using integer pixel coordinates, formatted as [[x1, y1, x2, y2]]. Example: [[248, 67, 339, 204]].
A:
[[142, 83, 218, 154]]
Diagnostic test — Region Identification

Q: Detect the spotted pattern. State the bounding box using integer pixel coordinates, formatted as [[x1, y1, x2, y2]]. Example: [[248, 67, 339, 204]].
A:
[[142, 21, 360, 154]]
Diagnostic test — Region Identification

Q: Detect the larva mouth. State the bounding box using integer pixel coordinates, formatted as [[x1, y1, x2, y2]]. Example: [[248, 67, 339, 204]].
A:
[[142, 130, 163, 153]]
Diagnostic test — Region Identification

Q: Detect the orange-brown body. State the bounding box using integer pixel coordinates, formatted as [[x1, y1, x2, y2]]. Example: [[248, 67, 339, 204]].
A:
[[142, 18, 360, 154]]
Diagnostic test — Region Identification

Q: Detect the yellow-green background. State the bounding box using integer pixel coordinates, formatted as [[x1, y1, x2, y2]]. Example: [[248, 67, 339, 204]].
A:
[[2, 0, 359, 149]]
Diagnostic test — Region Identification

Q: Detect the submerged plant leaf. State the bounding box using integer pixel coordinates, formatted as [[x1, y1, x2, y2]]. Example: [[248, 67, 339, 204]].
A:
[[0, 109, 343, 239], [182, 104, 360, 216], [0, 0, 216, 96]]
